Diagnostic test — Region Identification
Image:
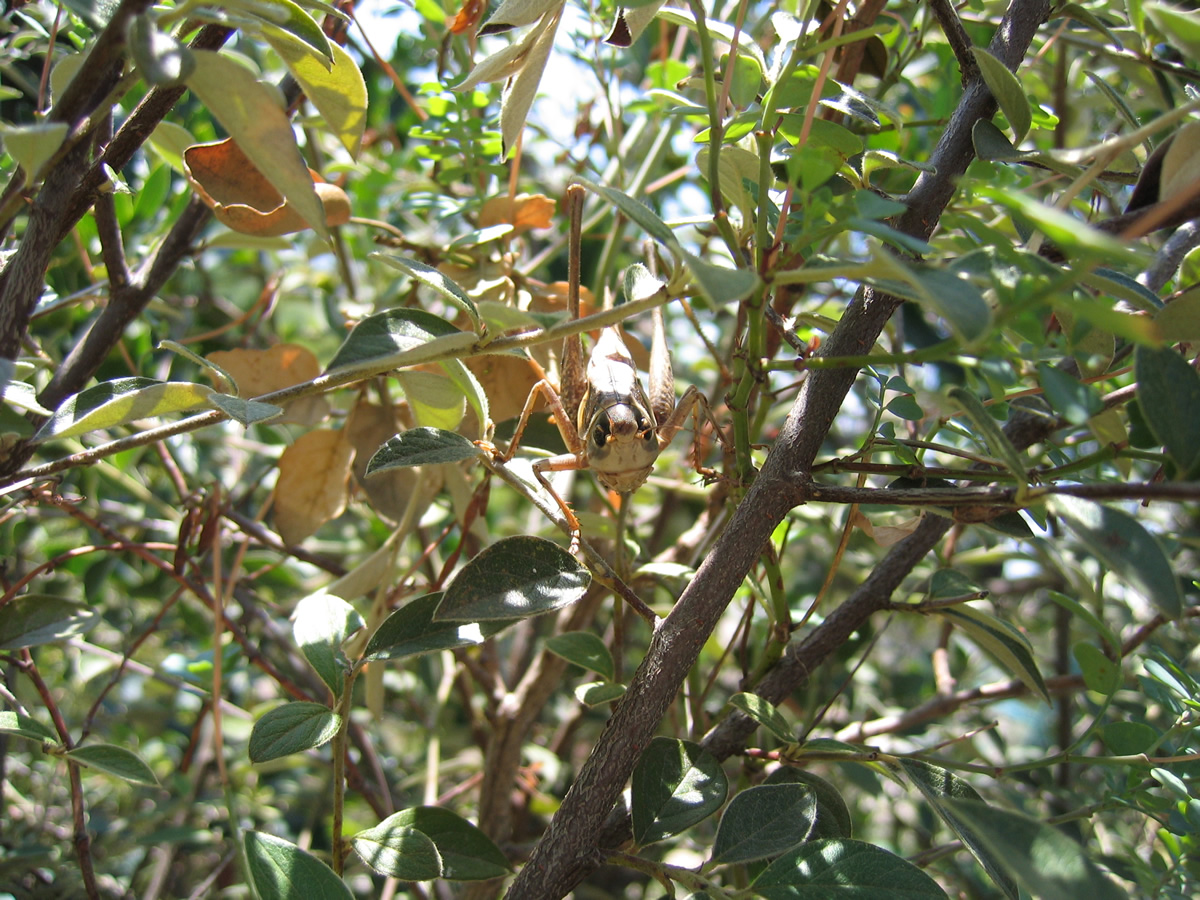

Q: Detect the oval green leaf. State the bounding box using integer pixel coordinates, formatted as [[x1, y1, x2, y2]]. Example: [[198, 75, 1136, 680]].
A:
[[351, 821, 441, 880], [261, 36, 364, 156], [575, 681, 626, 706], [1073, 641, 1121, 695], [938, 605, 1050, 704], [372, 255, 480, 328], [362, 592, 511, 662], [710, 783, 817, 864], [66, 743, 159, 785], [0, 710, 58, 745], [971, 47, 1032, 144], [0, 594, 100, 650], [293, 591, 364, 697], [729, 692, 795, 743], [244, 831, 353, 900], [248, 702, 341, 762], [899, 759, 1018, 900], [359, 807, 511, 881], [753, 838, 949, 898], [33, 377, 213, 442], [939, 799, 1124, 900], [366, 427, 481, 473], [1102, 720, 1158, 755], [544, 631, 614, 681], [326, 308, 465, 373], [1135, 345, 1200, 478], [763, 768, 852, 840], [631, 737, 728, 846], [576, 177, 682, 257], [1051, 495, 1184, 618], [435, 536, 590, 622], [207, 393, 285, 425]]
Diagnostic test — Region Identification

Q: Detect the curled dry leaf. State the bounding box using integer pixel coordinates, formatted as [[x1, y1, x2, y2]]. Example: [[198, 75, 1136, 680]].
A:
[[206, 344, 330, 426], [345, 397, 419, 523], [184, 138, 351, 237], [275, 429, 355, 545], [478, 193, 555, 235], [850, 508, 924, 547], [449, 0, 487, 34]]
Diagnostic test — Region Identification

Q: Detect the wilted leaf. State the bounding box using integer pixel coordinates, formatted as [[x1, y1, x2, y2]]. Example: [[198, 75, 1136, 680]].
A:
[[346, 397, 418, 523], [465, 353, 542, 423], [185, 50, 329, 240], [479, 193, 555, 235], [275, 429, 354, 545], [184, 138, 351, 237], [206, 343, 329, 425], [498, 7, 563, 158]]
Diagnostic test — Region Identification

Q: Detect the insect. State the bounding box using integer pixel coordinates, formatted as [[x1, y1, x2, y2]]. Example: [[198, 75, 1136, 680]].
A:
[[498, 184, 713, 550]]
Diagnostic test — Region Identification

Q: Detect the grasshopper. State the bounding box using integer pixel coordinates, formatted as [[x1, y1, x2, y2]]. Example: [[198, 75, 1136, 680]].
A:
[[499, 184, 711, 549]]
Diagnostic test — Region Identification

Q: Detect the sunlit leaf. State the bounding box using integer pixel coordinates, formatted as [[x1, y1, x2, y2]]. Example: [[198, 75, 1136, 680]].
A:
[[631, 737, 728, 845], [33, 378, 212, 442], [753, 838, 949, 897], [248, 702, 341, 762], [436, 536, 589, 621], [244, 831, 353, 900], [66, 744, 159, 785], [711, 783, 817, 864]]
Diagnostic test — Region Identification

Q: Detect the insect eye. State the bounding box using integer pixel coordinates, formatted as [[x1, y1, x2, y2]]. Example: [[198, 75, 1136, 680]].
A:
[[592, 418, 609, 447]]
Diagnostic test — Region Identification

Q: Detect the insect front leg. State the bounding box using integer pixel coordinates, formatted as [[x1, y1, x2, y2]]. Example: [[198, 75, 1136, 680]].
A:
[[657, 385, 729, 484]]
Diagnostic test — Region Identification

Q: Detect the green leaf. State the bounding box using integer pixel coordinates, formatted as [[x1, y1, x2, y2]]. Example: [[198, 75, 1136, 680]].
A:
[[939, 799, 1125, 900], [326, 308, 467, 373], [576, 177, 682, 257], [1155, 289, 1200, 342], [0, 711, 58, 745], [729, 692, 795, 743], [575, 681, 626, 705], [1135, 345, 1200, 477], [357, 807, 510, 880], [1074, 641, 1121, 695], [129, 17, 195, 86], [0, 595, 100, 650], [544, 631, 614, 681], [938, 605, 1050, 704], [870, 252, 992, 344], [244, 831, 353, 900], [899, 759, 1018, 900], [435, 536, 590, 622], [1045, 590, 1118, 651], [710, 784, 817, 864], [946, 386, 1027, 483], [367, 427, 482, 472], [631, 737, 728, 846], [763, 768, 853, 840], [1145, 0, 1200, 59], [207, 393, 285, 425], [248, 702, 341, 762], [293, 591, 364, 697], [236, 0, 333, 62], [395, 371, 465, 431], [351, 821, 442, 880], [682, 251, 760, 305], [971, 47, 1032, 144], [975, 185, 1147, 265], [372, 255, 481, 328], [1051, 495, 1184, 619], [1037, 364, 1102, 425], [65, 744, 159, 785], [186, 49, 329, 241], [33, 378, 213, 442], [753, 838, 949, 898], [0, 122, 69, 186], [362, 593, 510, 662], [1102, 721, 1158, 755]]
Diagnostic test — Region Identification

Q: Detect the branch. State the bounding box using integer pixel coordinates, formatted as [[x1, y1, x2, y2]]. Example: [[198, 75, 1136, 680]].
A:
[[502, 2, 1052, 897], [928, 0, 977, 83]]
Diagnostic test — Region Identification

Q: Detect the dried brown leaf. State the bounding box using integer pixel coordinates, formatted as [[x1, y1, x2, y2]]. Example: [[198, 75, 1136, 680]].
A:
[[206, 344, 330, 426], [275, 429, 355, 545]]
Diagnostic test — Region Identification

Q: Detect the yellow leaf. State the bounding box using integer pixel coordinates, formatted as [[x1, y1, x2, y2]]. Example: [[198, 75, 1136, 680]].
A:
[[275, 429, 354, 545], [206, 344, 330, 425]]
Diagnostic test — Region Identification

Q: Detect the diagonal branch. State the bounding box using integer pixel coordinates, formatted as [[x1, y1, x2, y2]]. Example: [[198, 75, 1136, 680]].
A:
[[501, 1, 1051, 896]]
